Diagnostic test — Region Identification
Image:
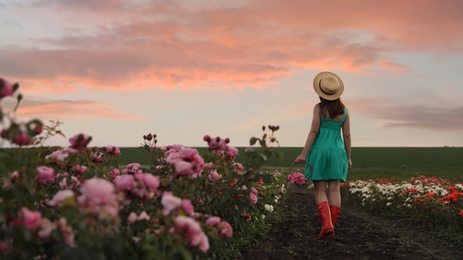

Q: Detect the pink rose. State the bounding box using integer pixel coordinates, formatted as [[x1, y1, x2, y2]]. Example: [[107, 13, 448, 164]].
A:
[[142, 173, 160, 190], [251, 187, 258, 195], [208, 170, 222, 182], [37, 218, 54, 241], [249, 192, 258, 204], [138, 211, 150, 221], [126, 163, 141, 173], [218, 221, 233, 238], [0, 77, 15, 98], [105, 145, 121, 156], [161, 192, 182, 216], [205, 216, 221, 227], [192, 232, 209, 253], [181, 199, 194, 215], [128, 211, 150, 225], [75, 165, 87, 174], [36, 166, 56, 184], [80, 178, 115, 203], [114, 174, 135, 191], [226, 147, 239, 157], [13, 207, 42, 230], [128, 212, 137, 224], [174, 216, 209, 252], [69, 133, 92, 149], [56, 218, 76, 247], [174, 161, 192, 175], [78, 178, 118, 221], [47, 190, 75, 207], [45, 148, 70, 161], [110, 168, 121, 179]]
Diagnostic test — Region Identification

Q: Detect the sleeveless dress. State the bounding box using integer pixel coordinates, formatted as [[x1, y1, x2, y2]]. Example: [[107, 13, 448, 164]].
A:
[[305, 107, 348, 182]]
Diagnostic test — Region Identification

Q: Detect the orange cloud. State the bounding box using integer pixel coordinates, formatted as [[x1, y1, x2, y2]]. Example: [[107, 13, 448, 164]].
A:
[[10, 98, 144, 121], [1, 0, 462, 91]]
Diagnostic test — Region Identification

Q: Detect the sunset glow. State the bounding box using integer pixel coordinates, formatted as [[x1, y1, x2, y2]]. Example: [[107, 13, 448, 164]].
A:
[[1, 0, 462, 147]]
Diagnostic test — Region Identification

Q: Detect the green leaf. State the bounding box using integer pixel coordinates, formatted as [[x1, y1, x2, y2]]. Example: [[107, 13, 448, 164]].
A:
[[249, 137, 258, 146]]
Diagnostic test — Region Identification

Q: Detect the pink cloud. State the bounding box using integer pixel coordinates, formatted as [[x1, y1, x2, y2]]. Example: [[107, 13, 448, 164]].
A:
[[10, 98, 144, 120], [1, 0, 462, 91], [347, 98, 463, 132]]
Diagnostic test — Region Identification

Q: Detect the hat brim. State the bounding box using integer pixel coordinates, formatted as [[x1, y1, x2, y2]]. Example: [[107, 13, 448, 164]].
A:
[[313, 71, 344, 100]]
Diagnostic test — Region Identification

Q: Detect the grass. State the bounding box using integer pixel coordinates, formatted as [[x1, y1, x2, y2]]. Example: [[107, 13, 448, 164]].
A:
[[2, 146, 462, 182], [117, 147, 463, 182]]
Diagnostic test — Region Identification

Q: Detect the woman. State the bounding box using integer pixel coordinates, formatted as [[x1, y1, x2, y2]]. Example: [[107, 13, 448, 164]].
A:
[[294, 71, 352, 239]]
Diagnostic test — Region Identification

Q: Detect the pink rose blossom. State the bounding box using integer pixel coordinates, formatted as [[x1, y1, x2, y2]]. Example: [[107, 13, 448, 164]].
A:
[[45, 148, 70, 161], [226, 147, 239, 157], [138, 211, 150, 221], [205, 216, 221, 227], [127, 163, 141, 173], [165, 147, 204, 178], [128, 212, 137, 224], [218, 221, 233, 238], [110, 168, 121, 179], [251, 187, 258, 195], [203, 134, 211, 142], [47, 190, 75, 207], [75, 165, 87, 175], [174, 161, 193, 175], [208, 170, 222, 182], [128, 211, 151, 225], [249, 192, 258, 204], [142, 173, 160, 190], [181, 199, 195, 215], [174, 216, 209, 252], [36, 166, 56, 184], [56, 217, 76, 247], [37, 218, 54, 241], [90, 152, 105, 163], [192, 232, 209, 253], [161, 192, 182, 216], [78, 178, 119, 221], [105, 145, 121, 156], [80, 178, 115, 204], [69, 133, 92, 149], [59, 176, 80, 190], [0, 77, 15, 98], [114, 174, 135, 191], [13, 207, 42, 230]]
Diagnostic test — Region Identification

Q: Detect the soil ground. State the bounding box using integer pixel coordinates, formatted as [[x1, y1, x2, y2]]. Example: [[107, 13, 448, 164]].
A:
[[238, 189, 463, 260]]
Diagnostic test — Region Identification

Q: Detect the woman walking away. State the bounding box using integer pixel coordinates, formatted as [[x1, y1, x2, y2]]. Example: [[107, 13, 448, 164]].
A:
[[294, 71, 352, 239]]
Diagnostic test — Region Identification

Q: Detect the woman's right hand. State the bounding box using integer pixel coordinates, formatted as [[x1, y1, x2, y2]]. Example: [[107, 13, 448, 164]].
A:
[[294, 154, 306, 164]]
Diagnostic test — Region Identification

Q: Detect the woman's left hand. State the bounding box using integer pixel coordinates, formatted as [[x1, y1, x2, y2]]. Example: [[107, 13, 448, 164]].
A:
[[294, 155, 306, 164]]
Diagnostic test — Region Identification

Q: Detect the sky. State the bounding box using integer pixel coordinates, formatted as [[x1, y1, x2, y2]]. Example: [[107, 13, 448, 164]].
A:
[[1, 0, 463, 148]]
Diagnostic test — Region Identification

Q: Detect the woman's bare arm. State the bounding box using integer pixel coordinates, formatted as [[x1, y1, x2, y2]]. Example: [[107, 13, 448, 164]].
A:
[[342, 112, 352, 169], [295, 104, 321, 164]]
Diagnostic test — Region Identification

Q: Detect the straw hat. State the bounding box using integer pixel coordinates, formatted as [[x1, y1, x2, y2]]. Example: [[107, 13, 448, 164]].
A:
[[313, 71, 344, 100]]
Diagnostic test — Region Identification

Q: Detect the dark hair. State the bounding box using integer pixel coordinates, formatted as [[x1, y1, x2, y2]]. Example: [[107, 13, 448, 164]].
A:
[[319, 97, 345, 119]]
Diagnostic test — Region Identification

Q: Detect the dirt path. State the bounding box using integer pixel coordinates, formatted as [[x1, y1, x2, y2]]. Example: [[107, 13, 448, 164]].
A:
[[238, 189, 463, 260]]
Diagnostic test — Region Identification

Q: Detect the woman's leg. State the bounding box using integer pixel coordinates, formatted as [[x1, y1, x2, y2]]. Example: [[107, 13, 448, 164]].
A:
[[327, 180, 341, 207], [313, 180, 328, 204], [313, 180, 334, 238], [327, 180, 342, 227]]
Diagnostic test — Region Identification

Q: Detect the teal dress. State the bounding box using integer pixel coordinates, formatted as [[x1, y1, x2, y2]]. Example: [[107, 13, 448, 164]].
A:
[[305, 107, 348, 182]]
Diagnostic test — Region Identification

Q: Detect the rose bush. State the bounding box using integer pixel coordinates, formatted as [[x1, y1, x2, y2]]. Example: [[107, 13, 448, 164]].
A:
[[0, 78, 288, 259], [346, 176, 463, 235]]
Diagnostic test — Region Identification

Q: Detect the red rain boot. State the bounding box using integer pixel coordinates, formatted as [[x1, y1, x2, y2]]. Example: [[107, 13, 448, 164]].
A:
[[330, 205, 341, 227], [316, 201, 335, 239]]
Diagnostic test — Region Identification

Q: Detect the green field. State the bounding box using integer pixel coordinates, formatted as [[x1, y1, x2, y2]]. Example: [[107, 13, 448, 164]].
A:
[[117, 147, 463, 182], [2, 147, 462, 182]]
